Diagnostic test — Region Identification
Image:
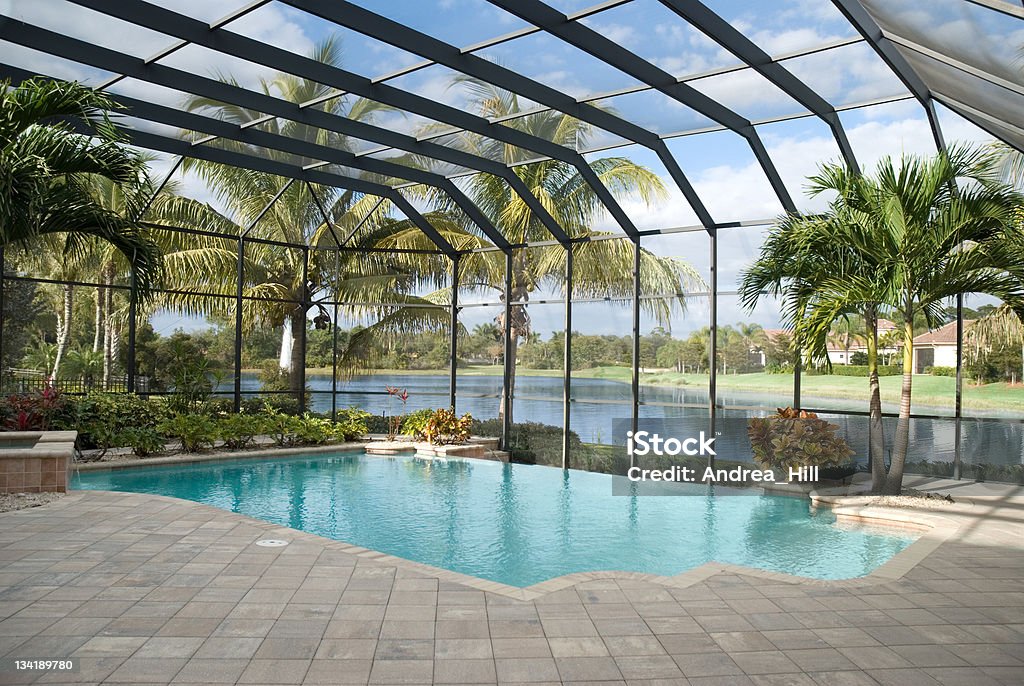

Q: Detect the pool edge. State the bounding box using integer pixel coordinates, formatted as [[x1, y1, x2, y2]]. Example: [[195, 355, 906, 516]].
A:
[[53, 487, 959, 601]]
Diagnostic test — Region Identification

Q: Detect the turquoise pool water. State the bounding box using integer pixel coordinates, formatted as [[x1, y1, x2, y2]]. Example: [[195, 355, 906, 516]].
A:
[[72, 453, 917, 587]]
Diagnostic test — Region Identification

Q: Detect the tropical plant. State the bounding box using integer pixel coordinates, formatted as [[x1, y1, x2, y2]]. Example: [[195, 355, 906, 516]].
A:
[[344, 80, 704, 424], [748, 407, 854, 474], [151, 37, 413, 404], [0, 78, 161, 294], [416, 407, 473, 446], [965, 303, 1024, 384], [743, 145, 1024, 494]]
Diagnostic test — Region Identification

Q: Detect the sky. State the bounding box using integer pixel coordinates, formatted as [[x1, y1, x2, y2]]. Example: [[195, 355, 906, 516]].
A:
[[2, 0, 1013, 339]]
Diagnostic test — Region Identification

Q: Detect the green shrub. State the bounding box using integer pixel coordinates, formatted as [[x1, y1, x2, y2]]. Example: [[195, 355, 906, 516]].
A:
[[334, 408, 370, 441], [158, 414, 217, 453], [747, 407, 854, 472], [217, 413, 265, 450], [925, 366, 957, 377], [808, 364, 901, 377], [471, 419, 584, 466], [120, 427, 165, 457], [57, 393, 169, 450], [400, 409, 434, 438], [292, 414, 337, 445]]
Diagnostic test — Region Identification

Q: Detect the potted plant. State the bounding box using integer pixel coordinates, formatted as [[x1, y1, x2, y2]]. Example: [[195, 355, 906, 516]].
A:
[[747, 407, 856, 482]]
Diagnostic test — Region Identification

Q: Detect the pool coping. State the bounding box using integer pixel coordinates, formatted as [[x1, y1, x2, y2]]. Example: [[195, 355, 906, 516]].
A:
[[68, 454, 964, 601], [71, 441, 370, 472]]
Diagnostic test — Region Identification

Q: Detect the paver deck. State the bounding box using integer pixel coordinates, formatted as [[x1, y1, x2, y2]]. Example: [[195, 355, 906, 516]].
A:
[[0, 477, 1020, 685]]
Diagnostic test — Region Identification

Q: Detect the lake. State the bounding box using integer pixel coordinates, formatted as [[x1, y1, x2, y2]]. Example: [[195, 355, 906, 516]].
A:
[[232, 372, 1023, 468]]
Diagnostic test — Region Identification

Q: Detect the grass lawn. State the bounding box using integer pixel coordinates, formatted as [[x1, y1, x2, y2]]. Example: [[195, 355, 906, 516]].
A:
[[297, 365, 1024, 415]]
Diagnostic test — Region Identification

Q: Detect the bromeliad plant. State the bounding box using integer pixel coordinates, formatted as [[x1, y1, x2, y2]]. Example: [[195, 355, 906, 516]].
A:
[[747, 407, 854, 473]]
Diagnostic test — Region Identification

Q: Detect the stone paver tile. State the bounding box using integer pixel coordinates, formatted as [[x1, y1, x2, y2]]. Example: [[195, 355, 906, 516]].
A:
[[548, 637, 610, 658], [302, 658, 373, 685], [385, 605, 437, 622], [315, 638, 378, 660], [811, 628, 881, 648], [593, 618, 653, 636], [730, 651, 801, 675], [923, 667, 1003, 686], [890, 645, 970, 668], [155, 616, 221, 637], [948, 644, 1022, 667], [783, 648, 859, 672], [269, 618, 329, 638], [33, 655, 127, 684], [488, 619, 544, 638], [541, 619, 599, 638], [375, 638, 434, 660], [367, 658, 433, 684], [379, 620, 435, 640], [672, 651, 744, 678], [433, 658, 497, 684], [695, 615, 757, 633], [749, 673, 817, 686], [490, 637, 552, 658], [659, 632, 720, 655], [134, 636, 205, 659], [604, 634, 666, 657], [323, 619, 382, 639], [237, 658, 312, 684], [711, 632, 776, 653], [255, 636, 321, 660], [434, 638, 492, 659], [867, 668, 942, 686], [192, 635, 263, 659], [687, 676, 755, 686], [808, 669, 886, 686], [645, 617, 704, 635], [614, 654, 684, 680], [494, 656, 560, 682], [839, 646, 915, 670], [104, 656, 188, 683], [554, 656, 624, 682], [72, 635, 147, 657]]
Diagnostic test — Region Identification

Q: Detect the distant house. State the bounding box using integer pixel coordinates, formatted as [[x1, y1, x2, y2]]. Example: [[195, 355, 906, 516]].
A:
[[912, 320, 970, 373], [826, 318, 900, 365]]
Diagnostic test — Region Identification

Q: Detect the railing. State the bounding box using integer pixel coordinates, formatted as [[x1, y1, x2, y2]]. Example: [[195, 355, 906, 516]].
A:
[[0, 369, 149, 395]]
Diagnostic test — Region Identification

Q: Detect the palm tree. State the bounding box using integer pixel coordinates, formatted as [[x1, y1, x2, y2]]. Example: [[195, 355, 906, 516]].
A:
[[741, 206, 891, 491], [157, 37, 419, 401], [344, 81, 704, 423], [744, 145, 1024, 495], [0, 78, 161, 294], [828, 317, 866, 365], [966, 303, 1024, 384]]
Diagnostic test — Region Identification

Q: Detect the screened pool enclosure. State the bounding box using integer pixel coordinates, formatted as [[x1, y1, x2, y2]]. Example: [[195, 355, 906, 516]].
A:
[[1, 0, 1022, 479]]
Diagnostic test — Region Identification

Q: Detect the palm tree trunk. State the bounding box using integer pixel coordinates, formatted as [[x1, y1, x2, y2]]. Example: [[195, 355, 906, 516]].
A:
[[101, 266, 114, 389], [52, 284, 73, 379], [289, 308, 306, 407], [93, 288, 102, 353], [864, 306, 886, 493], [886, 310, 915, 495]]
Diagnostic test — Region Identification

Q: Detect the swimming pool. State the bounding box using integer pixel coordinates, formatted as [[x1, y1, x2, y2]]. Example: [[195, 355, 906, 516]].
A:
[[73, 453, 917, 587]]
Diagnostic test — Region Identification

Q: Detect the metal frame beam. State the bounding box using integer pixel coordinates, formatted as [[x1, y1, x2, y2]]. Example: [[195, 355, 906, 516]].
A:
[[104, 125, 460, 257], [659, 0, 859, 172], [0, 15, 558, 250], [59, 0, 590, 245], [487, 0, 797, 213]]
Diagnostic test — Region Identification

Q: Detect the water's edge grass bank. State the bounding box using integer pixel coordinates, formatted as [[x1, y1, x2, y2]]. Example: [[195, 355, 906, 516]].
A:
[[241, 365, 1024, 414]]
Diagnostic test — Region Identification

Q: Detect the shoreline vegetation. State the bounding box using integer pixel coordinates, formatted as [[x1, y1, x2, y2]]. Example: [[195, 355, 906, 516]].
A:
[[242, 365, 1024, 414]]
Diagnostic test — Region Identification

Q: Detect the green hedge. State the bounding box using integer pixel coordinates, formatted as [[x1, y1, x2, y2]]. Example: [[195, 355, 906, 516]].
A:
[[809, 364, 901, 377], [925, 366, 957, 377]]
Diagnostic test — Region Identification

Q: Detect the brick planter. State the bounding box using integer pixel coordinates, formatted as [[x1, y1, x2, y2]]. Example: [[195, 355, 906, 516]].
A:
[[0, 430, 76, 493]]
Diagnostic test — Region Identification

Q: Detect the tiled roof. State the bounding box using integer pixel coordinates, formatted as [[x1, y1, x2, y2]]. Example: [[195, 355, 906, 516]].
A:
[[913, 320, 974, 346]]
